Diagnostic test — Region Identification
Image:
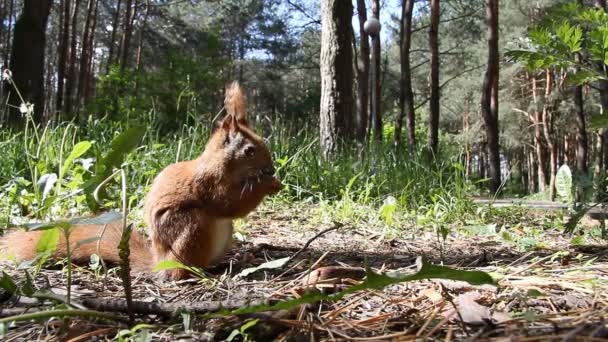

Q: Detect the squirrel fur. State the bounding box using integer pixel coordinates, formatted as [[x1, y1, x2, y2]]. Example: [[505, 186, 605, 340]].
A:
[[0, 82, 282, 280]]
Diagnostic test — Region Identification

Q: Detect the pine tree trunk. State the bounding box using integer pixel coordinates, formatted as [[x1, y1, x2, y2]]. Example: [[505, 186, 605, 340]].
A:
[[84, 0, 98, 102], [427, 0, 440, 158], [65, 0, 82, 116], [371, 0, 382, 143], [396, 0, 416, 150], [564, 133, 571, 166], [573, 83, 588, 175], [530, 75, 548, 192], [479, 142, 487, 179], [355, 0, 369, 145], [528, 146, 538, 193], [480, 0, 501, 194], [319, 0, 354, 158], [541, 70, 557, 201], [135, 0, 150, 73], [463, 96, 471, 178], [77, 0, 95, 110], [119, 0, 135, 69], [56, 0, 71, 115], [3, 0, 13, 69], [7, 0, 53, 125], [107, 0, 122, 72]]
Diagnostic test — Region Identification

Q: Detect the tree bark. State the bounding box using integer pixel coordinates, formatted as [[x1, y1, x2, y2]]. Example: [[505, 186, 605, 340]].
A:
[[107, 0, 122, 72], [541, 69, 557, 201], [3, 0, 13, 69], [371, 0, 382, 143], [56, 0, 71, 115], [463, 95, 471, 177], [428, 0, 440, 158], [355, 0, 369, 145], [65, 0, 82, 116], [528, 146, 538, 193], [530, 74, 548, 192], [396, 0, 416, 150], [480, 0, 501, 194], [135, 0, 150, 73], [573, 83, 588, 175], [84, 0, 98, 101], [7, 0, 53, 125], [119, 0, 135, 69], [319, 0, 354, 158], [77, 0, 96, 110]]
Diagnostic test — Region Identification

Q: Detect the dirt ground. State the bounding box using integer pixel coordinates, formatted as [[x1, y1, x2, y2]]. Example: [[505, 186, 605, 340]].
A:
[[1, 205, 608, 341]]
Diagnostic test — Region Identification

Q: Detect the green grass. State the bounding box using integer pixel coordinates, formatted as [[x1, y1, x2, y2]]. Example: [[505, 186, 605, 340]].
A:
[[0, 116, 475, 233]]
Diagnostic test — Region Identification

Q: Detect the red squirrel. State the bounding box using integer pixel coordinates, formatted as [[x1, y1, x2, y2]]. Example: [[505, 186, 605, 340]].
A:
[[0, 82, 282, 280]]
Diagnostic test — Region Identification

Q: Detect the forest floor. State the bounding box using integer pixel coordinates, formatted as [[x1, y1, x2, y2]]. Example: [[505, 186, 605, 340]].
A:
[[1, 204, 608, 341]]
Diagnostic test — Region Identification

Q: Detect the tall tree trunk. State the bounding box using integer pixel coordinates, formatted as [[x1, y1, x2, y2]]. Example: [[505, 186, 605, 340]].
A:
[[530, 74, 548, 192], [3, 0, 13, 69], [56, 0, 71, 115], [564, 133, 572, 166], [573, 83, 588, 175], [355, 0, 369, 145], [479, 142, 487, 179], [428, 0, 440, 158], [107, 0, 122, 72], [65, 0, 82, 116], [77, 0, 95, 110], [7, 0, 53, 126], [541, 69, 557, 201], [83, 0, 98, 102], [397, 0, 416, 150], [371, 0, 382, 143], [119, 0, 135, 69], [319, 0, 354, 158], [463, 96, 471, 178], [528, 146, 538, 193], [135, 0, 150, 73], [591, 0, 607, 201], [481, 0, 501, 194]]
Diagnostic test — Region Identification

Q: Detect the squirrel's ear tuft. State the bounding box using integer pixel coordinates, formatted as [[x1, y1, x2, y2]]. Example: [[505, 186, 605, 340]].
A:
[[224, 81, 247, 125], [219, 113, 239, 132]]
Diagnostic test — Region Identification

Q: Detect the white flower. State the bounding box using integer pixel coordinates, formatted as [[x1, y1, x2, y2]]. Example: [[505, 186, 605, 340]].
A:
[[2, 69, 11, 81], [19, 102, 33, 115]]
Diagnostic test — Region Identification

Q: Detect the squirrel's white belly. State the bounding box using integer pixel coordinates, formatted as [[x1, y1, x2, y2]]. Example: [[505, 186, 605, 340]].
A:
[[208, 218, 233, 263]]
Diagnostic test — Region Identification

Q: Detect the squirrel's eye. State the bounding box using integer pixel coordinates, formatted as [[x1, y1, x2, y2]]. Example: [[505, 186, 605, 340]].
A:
[[244, 145, 255, 157]]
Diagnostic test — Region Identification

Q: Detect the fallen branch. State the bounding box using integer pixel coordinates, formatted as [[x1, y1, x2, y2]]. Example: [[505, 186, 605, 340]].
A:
[[0, 309, 122, 324], [81, 297, 270, 317]]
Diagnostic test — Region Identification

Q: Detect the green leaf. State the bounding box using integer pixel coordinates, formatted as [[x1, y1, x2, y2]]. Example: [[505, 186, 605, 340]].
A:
[[529, 27, 551, 47], [0, 272, 17, 294], [565, 70, 604, 86], [240, 319, 259, 334], [24, 220, 72, 231], [555, 164, 573, 202], [526, 289, 544, 297], [22, 212, 121, 233], [36, 228, 60, 255], [152, 260, 190, 272], [70, 211, 122, 225], [210, 258, 494, 318], [84, 126, 145, 210], [570, 235, 585, 246], [59, 141, 92, 181], [238, 257, 290, 277]]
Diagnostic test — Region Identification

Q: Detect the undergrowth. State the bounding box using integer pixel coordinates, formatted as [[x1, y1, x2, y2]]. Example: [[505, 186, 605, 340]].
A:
[[0, 116, 476, 233]]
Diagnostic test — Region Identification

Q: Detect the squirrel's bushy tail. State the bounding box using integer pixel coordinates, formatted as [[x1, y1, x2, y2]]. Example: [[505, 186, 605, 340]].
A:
[[0, 222, 152, 273]]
